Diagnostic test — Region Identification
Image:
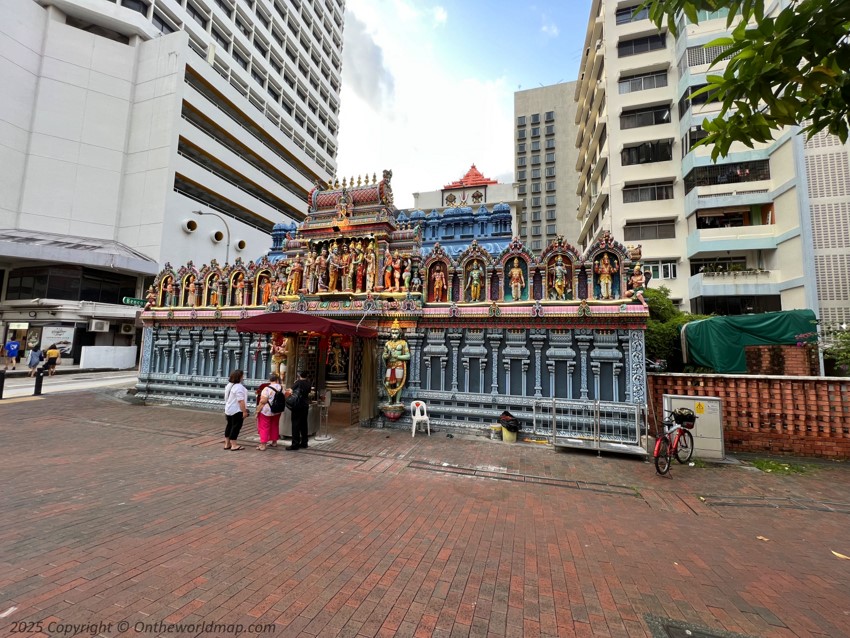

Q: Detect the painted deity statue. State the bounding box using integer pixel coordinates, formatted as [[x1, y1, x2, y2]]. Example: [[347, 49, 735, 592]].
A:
[[272, 274, 285, 300], [508, 258, 525, 301], [304, 250, 316, 294], [625, 264, 647, 304], [316, 249, 329, 292], [260, 275, 272, 305], [208, 275, 220, 306], [287, 256, 304, 295], [402, 258, 412, 291], [392, 251, 404, 291], [431, 264, 446, 302], [410, 267, 422, 294], [365, 244, 376, 292], [383, 247, 394, 290], [186, 275, 198, 307], [341, 244, 353, 291], [550, 256, 569, 300], [145, 285, 157, 310], [328, 245, 341, 292], [382, 319, 410, 403], [270, 332, 287, 378], [352, 242, 365, 292], [465, 260, 484, 302], [594, 253, 618, 300], [162, 276, 175, 307], [232, 273, 245, 306]]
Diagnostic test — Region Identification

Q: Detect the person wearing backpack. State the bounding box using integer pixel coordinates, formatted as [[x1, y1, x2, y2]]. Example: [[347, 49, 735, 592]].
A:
[[256, 372, 283, 451], [285, 370, 312, 450]]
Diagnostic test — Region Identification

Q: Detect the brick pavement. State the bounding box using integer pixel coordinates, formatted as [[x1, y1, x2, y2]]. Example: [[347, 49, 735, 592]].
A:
[[0, 390, 848, 638]]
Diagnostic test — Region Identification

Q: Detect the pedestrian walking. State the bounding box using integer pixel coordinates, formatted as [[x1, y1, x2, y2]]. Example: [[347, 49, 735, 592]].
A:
[[44, 344, 60, 376], [4, 338, 20, 370], [27, 344, 43, 377], [256, 372, 283, 451], [223, 369, 248, 451], [285, 370, 312, 450]]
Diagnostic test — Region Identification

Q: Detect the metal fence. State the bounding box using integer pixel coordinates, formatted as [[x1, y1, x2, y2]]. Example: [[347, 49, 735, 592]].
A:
[[532, 398, 645, 450]]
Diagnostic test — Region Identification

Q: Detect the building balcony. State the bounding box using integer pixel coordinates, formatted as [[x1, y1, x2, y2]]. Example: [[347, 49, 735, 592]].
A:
[[684, 181, 772, 217], [688, 270, 781, 298], [686, 223, 778, 257]]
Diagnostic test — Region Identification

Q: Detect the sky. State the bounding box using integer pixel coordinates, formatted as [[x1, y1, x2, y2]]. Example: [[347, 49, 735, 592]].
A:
[[335, 0, 594, 209]]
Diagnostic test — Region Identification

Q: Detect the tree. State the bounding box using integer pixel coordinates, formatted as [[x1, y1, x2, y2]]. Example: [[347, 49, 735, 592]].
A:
[[822, 327, 850, 375], [640, 0, 850, 160], [643, 286, 710, 370]]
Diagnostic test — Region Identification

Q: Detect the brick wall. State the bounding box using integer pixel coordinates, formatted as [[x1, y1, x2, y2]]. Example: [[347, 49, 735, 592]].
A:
[[648, 374, 850, 459], [745, 345, 819, 376]]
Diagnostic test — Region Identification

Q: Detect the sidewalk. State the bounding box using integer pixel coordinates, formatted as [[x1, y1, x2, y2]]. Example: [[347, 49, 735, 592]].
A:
[[0, 363, 125, 379], [0, 389, 848, 638]]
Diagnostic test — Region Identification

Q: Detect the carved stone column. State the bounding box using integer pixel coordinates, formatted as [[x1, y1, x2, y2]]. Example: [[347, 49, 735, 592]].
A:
[[530, 329, 547, 399], [591, 361, 601, 400], [140, 326, 154, 378], [448, 331, 462, 394], [190, 329, 202, 376], [423, 357, 431, 391], [487, 330, 503, 396], [214, 329, 226, 377], [239, 332, 251, 371], [407, 332, 423, 391], [576, 330, 593, 400], [167, 329, 178, 374], [629, 329, 647, 405]]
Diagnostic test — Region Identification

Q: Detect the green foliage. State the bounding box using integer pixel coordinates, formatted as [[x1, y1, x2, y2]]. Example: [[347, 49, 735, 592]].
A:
[[823, 329, 850, 374], [643, 287, 710, 369], [639, 0, 850, 160]]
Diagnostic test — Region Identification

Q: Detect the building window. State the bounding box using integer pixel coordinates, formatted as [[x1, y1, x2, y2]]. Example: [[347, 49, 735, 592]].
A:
[[531, 183, 541, 193], [532, 211, 541, 221], [532, 240, 542, 250], [623, 181, 675, 203], [682, 126, 710, 156], [545, 139, 555, 149], [621, 139, 673, 166], [643, 260, 678, 279], [122, 0, 149, 16], [545, 195, 556, 206], [212, 27, 229, 49], [152, 10, 175, 34], [531, 196, 541, 207], [233, 50, 248, 70], [545, 124, 555, 135], [546, 181, 556, 192], [518, 129, 526, 139], [545, 152, 555, 163], [545, 167, 555, 177], [517, 115, 526, 126], [531, 113, 540, 124], [517, 157, 526, 167], [531, 141, 540, 151], [531, 127, 540, 137], [531, 168, 541, 179], [546, 224, 557, 235], [531, 155, 540, 165], [517, 170, 526, 180], [684, 160, 770, 193], [532, 225, 541, 236], [620, 105, 671, 129], [518, 143, 526, 153], [617, 34, 666, 58], [545, 111, 554, 122], [618, 70, 667, 94], [624, 220, 676, 241], [186, 2, 208, 28], [615, 4, 650, 24], [214, 0, 233, 17], [546, 209, 557, 220]]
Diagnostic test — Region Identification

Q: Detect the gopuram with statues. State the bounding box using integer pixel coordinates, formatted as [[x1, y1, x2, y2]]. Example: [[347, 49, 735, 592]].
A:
[[137, 168, 651, 454]]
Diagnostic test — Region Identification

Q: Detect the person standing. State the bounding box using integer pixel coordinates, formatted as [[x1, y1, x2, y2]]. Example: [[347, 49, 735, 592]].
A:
[[44, 344, 61, 377], [26, 344, 43, 377], [4, 338, 20, 370], [286, 370, 312, 450], [256, 372, 283, 451], [223, 369, 248, 451]]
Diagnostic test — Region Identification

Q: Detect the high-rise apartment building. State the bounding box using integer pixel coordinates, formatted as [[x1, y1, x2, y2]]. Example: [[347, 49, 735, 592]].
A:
[[513, 83, 581, 251], [0, 0, 343, 357], [574, 1, 817, 314]]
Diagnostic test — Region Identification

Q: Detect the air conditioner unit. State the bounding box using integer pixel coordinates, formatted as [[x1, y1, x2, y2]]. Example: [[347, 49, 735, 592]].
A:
[[88, 319, 110, 333], [119, 324, 135, 335]]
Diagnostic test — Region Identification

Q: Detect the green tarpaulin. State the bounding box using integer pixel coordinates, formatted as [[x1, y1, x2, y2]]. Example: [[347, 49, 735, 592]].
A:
[[681, 309, 818, 373]]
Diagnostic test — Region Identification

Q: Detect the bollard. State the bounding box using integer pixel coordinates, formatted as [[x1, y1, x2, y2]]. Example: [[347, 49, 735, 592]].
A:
[[33, 367, 45, 396], [0, 368, 5, 400]]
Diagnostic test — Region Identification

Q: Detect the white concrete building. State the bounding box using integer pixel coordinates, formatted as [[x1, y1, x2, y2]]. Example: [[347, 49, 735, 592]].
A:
[[574, 1, 817, 315], [0, 0, 343, 360], [513, 82, 581, 251]]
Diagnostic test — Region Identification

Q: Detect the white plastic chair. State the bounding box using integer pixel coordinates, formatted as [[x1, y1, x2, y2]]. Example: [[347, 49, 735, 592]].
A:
[[410, 400, 430, 437], [315, 390, 332, 441]]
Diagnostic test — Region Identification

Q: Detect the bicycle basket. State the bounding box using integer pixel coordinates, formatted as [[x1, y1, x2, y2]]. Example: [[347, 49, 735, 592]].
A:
[[672, 407, 696, 428]]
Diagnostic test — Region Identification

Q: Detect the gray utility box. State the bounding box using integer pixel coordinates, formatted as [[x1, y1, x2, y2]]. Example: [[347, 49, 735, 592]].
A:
[[662, 395, 725, 460]]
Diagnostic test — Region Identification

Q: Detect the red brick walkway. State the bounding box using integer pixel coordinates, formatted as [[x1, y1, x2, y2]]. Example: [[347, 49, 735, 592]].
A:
[[0, 391, 848, 637]]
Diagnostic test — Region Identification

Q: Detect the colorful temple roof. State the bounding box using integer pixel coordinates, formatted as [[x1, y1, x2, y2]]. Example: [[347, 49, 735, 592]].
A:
[[442, 164, 498, 190]]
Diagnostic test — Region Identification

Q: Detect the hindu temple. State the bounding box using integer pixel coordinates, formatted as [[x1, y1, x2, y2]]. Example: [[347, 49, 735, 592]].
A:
[[137, 168, 651, 454]]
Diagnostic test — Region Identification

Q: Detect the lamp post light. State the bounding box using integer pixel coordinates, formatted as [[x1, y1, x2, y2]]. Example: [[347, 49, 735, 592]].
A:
[[192, 209, 232, 264]]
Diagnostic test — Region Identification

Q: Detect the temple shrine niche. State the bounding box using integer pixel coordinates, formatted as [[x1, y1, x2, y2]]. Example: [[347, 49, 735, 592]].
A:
[[137, 167, 650, 452]]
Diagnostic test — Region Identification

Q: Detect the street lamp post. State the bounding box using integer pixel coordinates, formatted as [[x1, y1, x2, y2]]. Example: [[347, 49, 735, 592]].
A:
[[192, 209, 232, 264]]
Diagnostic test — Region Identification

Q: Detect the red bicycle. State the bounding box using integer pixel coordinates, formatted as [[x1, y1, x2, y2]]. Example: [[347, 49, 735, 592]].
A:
[[653, 408, 696, 475]]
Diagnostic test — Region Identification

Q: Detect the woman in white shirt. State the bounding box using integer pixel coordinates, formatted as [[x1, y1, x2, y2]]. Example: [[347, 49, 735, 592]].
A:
[[256, 372, 283, 451], [224, 369, 249, 450]]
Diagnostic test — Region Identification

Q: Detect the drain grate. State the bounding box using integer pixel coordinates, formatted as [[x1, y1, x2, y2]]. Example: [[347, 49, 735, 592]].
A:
[[701, 494, 850, 515], [645, 614, 757, 638]]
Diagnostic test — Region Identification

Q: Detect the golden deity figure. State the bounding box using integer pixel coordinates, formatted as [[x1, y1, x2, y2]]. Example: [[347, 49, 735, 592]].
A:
[[550, 256, 569, 300], [508, 258, 525, 301], [431, 264, 446, 302], [465, 260, 484, 302], [328, 243, 341, 291], [270, 332, 287, 378], [186, 275, 198, 307], [594, 253, 618, 300], [287, 256, 304, 295], [260, 275, 272, 305], [382, 319, 410, 404], [365, 242, 376, 292]]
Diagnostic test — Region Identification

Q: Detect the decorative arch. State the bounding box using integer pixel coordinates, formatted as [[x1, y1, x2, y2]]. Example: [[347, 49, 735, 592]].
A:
[[227, 257, 249, 306], [537, 236, 581, 301], [421, 242, 452, 303], [455, 239, 494, 303], [496, 237, 534, 302], [198, 259, 224, 307], [177, 261, 200, 307], [583, 231, 632, 301], [155, 263, 178, 307]]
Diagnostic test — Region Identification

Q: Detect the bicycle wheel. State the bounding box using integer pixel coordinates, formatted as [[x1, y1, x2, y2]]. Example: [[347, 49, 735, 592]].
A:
[[654, 438, 671, 475], [675, 430, 694, 464]]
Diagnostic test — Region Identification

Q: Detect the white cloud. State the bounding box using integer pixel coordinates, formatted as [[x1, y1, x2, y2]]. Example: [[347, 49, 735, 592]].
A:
[[337, 3, 514, 209], [541, 21, 559, 38], [432, 6, 448, 26]]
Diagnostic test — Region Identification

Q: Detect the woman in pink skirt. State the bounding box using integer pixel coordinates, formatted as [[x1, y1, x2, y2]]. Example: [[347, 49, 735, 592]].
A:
[[256, 372, 283, 450]]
